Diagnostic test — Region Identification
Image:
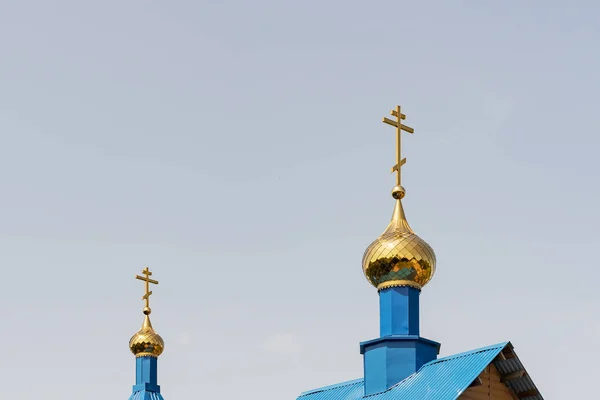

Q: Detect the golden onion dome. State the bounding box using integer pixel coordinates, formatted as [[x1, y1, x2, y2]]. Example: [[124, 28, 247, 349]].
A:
[[129, 310, 164, 357], [362, 186, 436, 291]]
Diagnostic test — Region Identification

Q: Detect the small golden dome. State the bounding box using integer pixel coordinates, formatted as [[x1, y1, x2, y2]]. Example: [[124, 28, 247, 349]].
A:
[[129, 313, 164, 357], [362, 193, 436, 291]]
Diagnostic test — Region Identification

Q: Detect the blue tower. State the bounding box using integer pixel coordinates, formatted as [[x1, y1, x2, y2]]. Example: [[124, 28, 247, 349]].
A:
[[128, 268, 166, 400], [359, 106, 439, 395]]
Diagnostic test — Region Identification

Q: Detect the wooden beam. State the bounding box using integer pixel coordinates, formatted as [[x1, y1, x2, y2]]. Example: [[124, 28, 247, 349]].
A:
[[468, 376, 483, 387], [501, 370, 526, 383], [502, 348, 517, 359], [517, 389, 538, 398]]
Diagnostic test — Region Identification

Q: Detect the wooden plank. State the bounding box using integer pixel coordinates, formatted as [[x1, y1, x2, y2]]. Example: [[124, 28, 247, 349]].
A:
[[517, 389, 538, 398], [459, 364, 515, 400], [501, 370, 525, 383], [469, 376, 483, 387]]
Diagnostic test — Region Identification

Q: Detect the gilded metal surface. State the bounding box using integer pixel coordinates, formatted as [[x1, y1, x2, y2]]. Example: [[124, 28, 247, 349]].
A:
[[377, 280, 423, 291], [382, 105, 414, 187], [362, 106, 436, 290], [391, 185, 405, 200], [129, 314, 165, 357], [136, 267, 159, 315], [362, 199, 436, 290], [130, 267, 164, 357]]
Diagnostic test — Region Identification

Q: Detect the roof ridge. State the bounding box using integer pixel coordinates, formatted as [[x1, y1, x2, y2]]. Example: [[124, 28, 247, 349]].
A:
[[427, 341, 509, 365]]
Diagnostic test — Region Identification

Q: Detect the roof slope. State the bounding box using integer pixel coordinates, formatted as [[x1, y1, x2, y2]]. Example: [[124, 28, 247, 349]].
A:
[[298, 342, 542, 400], [129, 390, 165, 400]]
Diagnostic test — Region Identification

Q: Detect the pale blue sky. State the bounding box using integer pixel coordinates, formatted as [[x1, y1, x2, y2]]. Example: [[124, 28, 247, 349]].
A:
[[1, 1, 598, 399]]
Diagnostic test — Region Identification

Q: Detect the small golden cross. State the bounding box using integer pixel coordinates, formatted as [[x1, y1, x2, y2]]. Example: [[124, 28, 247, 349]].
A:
[[135, 267, 159, 311], [382, 105, 414, 187]]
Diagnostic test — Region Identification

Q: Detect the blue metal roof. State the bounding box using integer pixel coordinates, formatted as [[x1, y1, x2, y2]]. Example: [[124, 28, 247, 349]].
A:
[[129, 391, 165, 400], [298, 342, 543, 400]]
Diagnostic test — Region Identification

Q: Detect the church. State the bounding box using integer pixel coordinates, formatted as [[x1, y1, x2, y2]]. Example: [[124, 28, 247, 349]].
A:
[[295, 106, 544, 400], [119, 105, 545, 400]]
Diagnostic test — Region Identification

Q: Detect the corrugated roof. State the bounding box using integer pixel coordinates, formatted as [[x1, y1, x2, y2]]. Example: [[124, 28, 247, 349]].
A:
[[297, 342, 543, 400], [128, 390, 165, 400], [493, 344, 543, 400]]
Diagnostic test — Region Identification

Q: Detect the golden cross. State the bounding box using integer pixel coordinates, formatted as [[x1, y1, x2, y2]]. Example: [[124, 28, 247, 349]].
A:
[[382, 105, 414, 187], [135, 267, 159, 311]]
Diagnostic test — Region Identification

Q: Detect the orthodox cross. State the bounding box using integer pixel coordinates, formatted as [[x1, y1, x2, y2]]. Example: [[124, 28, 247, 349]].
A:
[[382, 105, 414, 187], [135, 267, 159, 312]]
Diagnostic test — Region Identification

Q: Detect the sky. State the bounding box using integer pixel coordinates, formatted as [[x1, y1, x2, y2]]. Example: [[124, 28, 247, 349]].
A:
[[1, 1, 599, 399]]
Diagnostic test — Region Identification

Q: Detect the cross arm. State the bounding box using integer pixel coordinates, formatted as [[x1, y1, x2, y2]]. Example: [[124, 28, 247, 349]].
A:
[[136, 275, 159, 285]]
